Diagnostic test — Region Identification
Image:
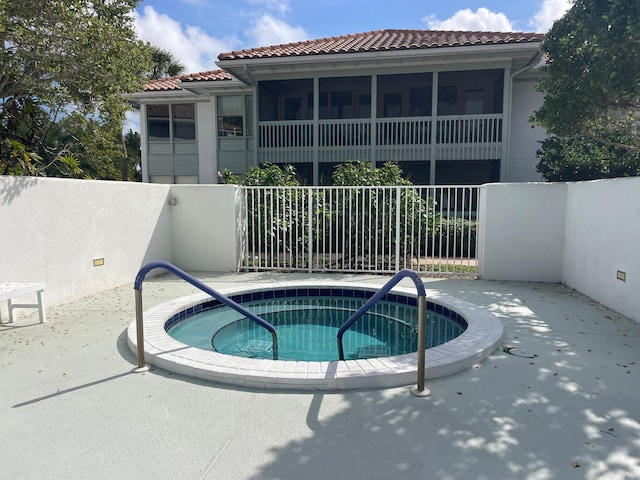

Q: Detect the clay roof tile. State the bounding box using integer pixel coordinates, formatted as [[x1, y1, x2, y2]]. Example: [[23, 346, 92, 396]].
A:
[[217, 29, 543, 61], [143, 69, 233, 91]]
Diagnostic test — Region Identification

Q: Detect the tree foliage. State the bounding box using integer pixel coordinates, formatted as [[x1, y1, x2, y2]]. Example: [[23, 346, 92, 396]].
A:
[[124, 130, 142, 181], [330, 162, 438, 266], [536, 134, 640, 181], [219, 164, 300, 186], [332, 161, 412, 186], [241, 163, 300, 186], [0, 0, 151, 177], [148, 46, 185, 80], [532, 0, 640, 159]]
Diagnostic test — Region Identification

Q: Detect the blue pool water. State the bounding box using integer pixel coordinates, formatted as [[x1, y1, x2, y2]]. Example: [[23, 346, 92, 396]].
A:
[[167, 290, 466, 362]]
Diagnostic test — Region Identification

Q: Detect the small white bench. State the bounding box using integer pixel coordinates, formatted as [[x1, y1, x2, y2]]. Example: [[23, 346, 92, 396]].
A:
[[0, 283, 47, 324]]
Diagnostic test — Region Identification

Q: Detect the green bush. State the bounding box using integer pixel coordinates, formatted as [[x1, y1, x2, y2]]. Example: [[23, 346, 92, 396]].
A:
[[429, 217, 477, 258]]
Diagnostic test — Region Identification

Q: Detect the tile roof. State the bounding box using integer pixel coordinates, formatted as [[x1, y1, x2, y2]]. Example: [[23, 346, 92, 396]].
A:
[[143, 70, 233, 91], [218, 29, 544, 61]]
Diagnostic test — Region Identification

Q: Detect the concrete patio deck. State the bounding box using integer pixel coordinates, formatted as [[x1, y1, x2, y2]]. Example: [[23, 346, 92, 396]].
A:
[[1, 272, 639, 480]]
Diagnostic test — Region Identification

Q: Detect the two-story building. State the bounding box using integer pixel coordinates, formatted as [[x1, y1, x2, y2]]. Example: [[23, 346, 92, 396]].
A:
[[130, 29, 547, 185]]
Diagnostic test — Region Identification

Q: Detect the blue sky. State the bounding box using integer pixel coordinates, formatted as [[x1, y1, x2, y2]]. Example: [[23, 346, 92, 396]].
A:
[[133, 0, 571, 74]]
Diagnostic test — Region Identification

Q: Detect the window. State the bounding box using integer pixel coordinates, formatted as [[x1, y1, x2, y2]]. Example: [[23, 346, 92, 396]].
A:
[[330, 91, 353, 118], [284, 97, 302, 120], [145, 103, 198, 184], [259, 79, 313, 121], [358, 94, 371, 118], [245, 95, 254, 137], [383, 93, 402, 117], [147, 104, 170, 140], [147, 103, 196, 141], [409, 87, 431, 116], [217, 95, 253, 137], [437, 85, 458, 115], [218, 96, 244, 137], [377, 73, 432, 118], [319, 76, 371, 119], [437, 70, 504, 115], [464, 90, 485, 115], [173, 104, 196, 140]]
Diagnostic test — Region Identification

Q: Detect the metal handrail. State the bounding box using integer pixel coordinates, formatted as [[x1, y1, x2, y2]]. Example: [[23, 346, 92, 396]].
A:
[[336, 268, 430, 395], [133, 261, 279, 371]]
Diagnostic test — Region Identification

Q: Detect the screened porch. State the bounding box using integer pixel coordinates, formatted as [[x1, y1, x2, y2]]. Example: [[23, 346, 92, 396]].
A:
[[256, 69, 506, 184]]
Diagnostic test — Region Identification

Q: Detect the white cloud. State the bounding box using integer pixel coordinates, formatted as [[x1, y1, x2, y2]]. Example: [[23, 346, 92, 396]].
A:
[[425, 7, 514, 32], [530, 0, 572, 32], [180, 0, 210, 6], [245, 14, 307, 47], [247, 0, 291, 15], [133, 6, 237, 74]]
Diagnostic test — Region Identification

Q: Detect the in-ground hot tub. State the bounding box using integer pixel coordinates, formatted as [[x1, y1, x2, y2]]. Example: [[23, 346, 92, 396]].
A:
[[127, 281, 503, 390]]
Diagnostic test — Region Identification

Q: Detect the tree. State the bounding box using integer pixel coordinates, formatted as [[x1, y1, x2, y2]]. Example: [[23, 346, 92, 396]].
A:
[[331, 161, 411, 186], [124, 130, 142, 181], [331, 162, 441, 267], [532, 0, 640, 179], [241, 164, 300, 186], [536, 134, 640, 181], [148, 46, 185, 80], [0, 0, 151, 177]]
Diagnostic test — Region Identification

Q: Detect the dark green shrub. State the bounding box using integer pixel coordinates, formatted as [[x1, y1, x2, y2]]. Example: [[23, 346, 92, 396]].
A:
[[429, 217, 477, 258]]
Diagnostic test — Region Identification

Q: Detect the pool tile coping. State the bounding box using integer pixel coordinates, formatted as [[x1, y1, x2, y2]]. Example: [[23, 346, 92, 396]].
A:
[[127, 281, 503, 390]]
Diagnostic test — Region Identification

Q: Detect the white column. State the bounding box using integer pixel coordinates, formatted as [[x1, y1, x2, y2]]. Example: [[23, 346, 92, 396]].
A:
[[251, 90, 259, 169], [313, 77, 320, 185], [500, 67, 512, 182], [370, 74, 377, 168], [429, 72, 439, 185], [139, 104, 149, 183], [197, 99, 216, 184]]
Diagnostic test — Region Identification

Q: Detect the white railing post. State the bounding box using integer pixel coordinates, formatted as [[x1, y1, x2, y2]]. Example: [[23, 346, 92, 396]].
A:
[[133, 289, 149, 373], [395, 186, 401, 271], [307, 187, 313, 272], [411, 295, 430, 397]]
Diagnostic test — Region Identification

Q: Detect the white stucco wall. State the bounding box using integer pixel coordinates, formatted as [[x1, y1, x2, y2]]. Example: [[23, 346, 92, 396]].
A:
[[563, 178, 640, 321], [3, 175, 638, 323], [196, 100, 217, 184], [0, 176, 173, 307], [507, 78, 547, 182], [169, 184, 241, 272], [477, 182, 567, 282], [0, 178, 244, 310]]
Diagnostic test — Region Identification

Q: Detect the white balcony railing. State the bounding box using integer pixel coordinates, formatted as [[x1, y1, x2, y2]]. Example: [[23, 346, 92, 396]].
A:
[[318, 119, 371, 163], [258, 120, 314, 164], [258, 114, 502, 164], [375, 117, 432, 162], [435, 114, 503, 160]]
